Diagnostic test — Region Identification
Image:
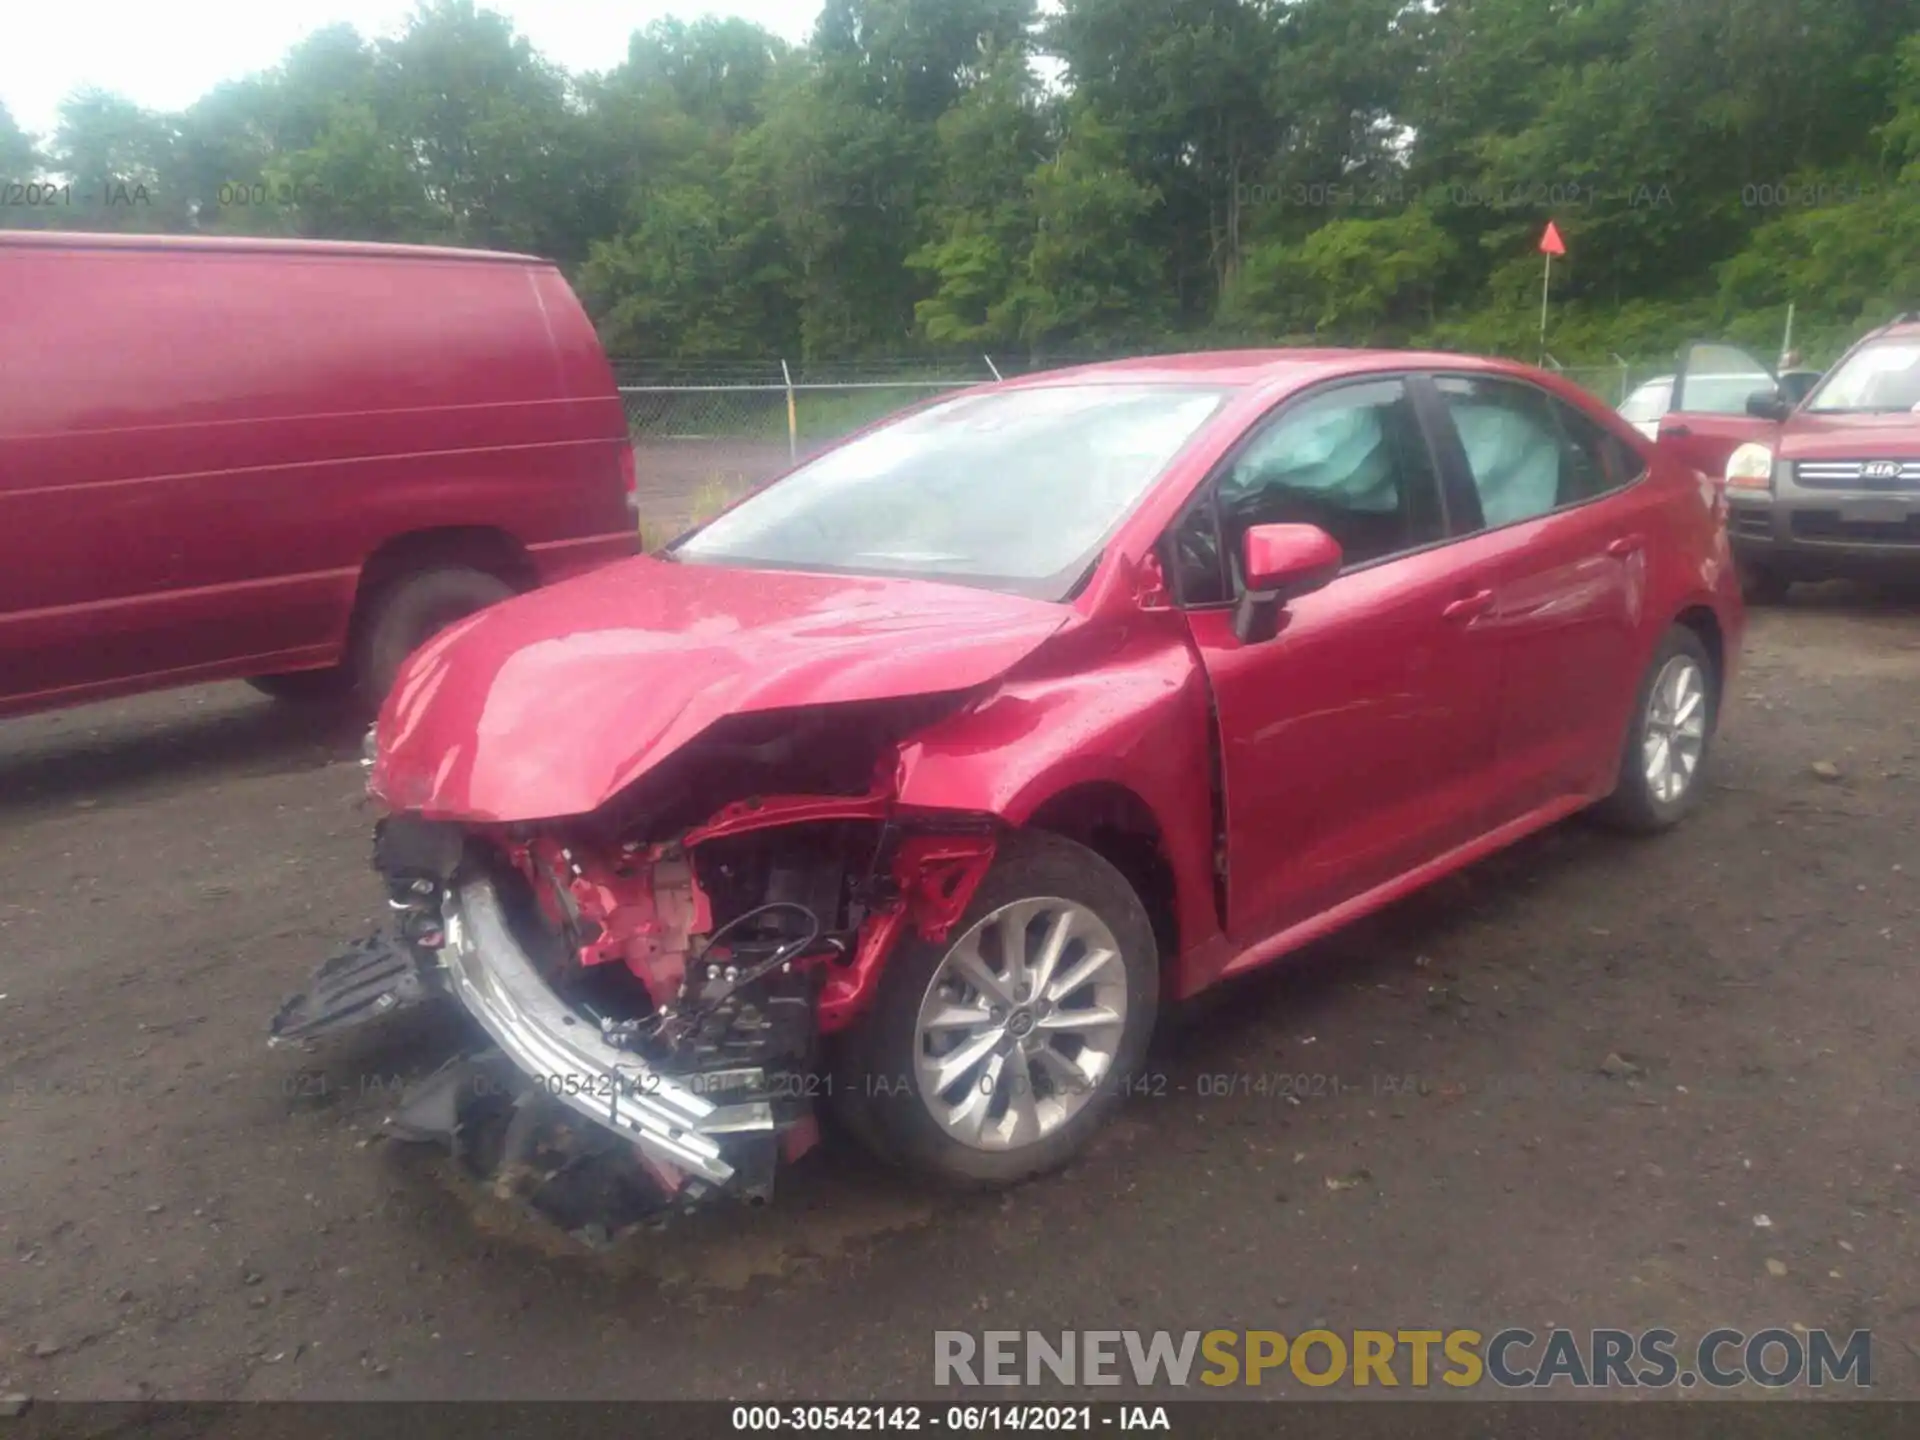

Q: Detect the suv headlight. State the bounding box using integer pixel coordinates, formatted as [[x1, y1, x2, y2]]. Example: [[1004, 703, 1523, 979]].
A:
[[1725, 442, 1775, 491]]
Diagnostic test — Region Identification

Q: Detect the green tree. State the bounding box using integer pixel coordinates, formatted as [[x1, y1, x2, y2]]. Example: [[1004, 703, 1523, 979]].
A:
[[47, 89, 181, 230], [0, 101, 42, 184], [907, 50, 1050, 344], [1008, 107, 1167, 349], [815, 0, 1037, 122], [1228, 204, 1458, 339], [1048, 0, 1286, 313]]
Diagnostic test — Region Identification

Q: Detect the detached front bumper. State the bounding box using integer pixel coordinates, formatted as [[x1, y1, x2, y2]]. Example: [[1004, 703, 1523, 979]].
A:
[[437, 874, 775, 1195], [272, 868, 792, 1205]]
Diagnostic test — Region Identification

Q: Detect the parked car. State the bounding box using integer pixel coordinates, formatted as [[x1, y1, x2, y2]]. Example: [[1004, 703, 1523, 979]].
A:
[[275, 348, 1743, 1215], [1619, 367, 1823, 441], [1654, 316, 1920, 600], [0, 230, 640, 719], [1619, 375, 1675, 440]]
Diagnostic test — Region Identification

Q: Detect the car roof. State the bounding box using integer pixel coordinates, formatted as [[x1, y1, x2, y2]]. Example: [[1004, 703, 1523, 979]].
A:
[[0, 229, 546, 265], [995, 347, 1541, 389]]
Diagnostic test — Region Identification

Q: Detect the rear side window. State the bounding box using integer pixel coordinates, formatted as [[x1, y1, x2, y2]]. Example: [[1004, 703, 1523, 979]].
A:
[[1434, 376, 1630, 528], [1553, 397, 1644, 495]]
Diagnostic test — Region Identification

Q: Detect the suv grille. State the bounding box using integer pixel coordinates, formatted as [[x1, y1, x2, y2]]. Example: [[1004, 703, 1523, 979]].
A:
[[1794, 460, 1920, 492], [1791, 510, 1920, 546]]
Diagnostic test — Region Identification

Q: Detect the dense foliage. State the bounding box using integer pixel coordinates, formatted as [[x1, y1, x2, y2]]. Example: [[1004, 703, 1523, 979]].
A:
[[6, 0, 1920, 366]]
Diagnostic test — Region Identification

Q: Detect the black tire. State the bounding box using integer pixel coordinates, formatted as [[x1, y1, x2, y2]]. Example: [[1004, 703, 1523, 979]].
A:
[[246, 668, 353, 705], [1740, 564, 1789, 605], [1593, 625, 1719, 834], [352, 566, 515, 707], [832, 830, 1159, 1188]]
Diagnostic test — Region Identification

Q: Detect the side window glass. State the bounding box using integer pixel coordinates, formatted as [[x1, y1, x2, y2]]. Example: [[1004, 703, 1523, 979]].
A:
[[1437, 378, 1640, 523], [1618, 380, 1671, 425], [1602, 431, 1649, 489], [1164, 496, 1228, 607], [1673, 342, 1774, 415], [1435, 377, 1565, 527], [1210, 379, 1444, 586], [1549, 397, 1625, 503]]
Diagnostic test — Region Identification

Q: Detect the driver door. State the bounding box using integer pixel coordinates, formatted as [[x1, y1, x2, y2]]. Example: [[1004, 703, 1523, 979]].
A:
[[1658, 341, 1781, 477], [1164, 376, 1506, 947]]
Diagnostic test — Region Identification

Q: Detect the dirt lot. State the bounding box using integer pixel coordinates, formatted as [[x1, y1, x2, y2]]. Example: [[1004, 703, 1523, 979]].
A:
[[0, 594, 1916, 1402]]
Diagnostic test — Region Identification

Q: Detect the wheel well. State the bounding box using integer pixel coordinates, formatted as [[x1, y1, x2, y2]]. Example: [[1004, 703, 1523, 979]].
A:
[[1024, 783, 1180, 964], [351, 527, 537, 631], [1675, 605, 1724, 694]]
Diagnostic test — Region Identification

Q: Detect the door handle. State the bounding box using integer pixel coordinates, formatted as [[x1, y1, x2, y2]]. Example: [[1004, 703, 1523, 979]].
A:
[[1606, 535, 1644, 559], [1665, 423, 1692, 437], [1442, 588, 1495, 622]]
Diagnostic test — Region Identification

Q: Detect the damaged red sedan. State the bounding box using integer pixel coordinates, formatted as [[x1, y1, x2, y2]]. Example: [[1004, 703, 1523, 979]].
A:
[[273, 350, 1742, 1214]]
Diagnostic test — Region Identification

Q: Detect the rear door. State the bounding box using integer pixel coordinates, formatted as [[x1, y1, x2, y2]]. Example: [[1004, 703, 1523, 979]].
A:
[[1420, 373, 1655, 816], [1164, 375, 1507, 945], [1659, 341, 1780, 478]]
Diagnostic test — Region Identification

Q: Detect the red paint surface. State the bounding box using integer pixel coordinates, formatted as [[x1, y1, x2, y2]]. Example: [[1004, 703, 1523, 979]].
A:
[[370, 348, 1743, 1008], [0, 231, 636, 717], [371, 559, 1069, 821]]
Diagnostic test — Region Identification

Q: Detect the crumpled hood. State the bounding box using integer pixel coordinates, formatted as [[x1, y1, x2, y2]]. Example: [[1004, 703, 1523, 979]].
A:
[[370, 556, 1071, 822]]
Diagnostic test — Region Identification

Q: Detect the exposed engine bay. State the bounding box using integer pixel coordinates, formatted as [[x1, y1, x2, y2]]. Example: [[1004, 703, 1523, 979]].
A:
[[270, 697, 999, 1230]]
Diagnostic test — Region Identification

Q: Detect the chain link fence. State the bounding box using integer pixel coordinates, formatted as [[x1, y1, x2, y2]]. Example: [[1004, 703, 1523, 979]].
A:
[[1540, 355, 1673, 406], [616, 350, 1676, 544], [617, 357, 1021, 541]]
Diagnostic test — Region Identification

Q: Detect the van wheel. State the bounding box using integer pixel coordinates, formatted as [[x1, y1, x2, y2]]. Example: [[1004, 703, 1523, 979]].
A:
[[352, 566, 515, 706], [833, 831, 1158, 1188], [1594, 625, 1718, 834], [247, 669, 352, 705]]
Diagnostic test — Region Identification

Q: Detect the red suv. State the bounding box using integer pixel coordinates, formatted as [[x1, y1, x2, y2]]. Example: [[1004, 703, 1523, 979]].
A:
[[275, 349, 1743, 1212], [1656, 316, 1920, 600], [0, 231, 640, 718]]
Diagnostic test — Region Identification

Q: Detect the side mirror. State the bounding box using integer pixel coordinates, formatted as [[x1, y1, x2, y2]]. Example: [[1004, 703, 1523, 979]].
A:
[[1233, 524, 1342, 643], [1746, 388, 1791, 421]]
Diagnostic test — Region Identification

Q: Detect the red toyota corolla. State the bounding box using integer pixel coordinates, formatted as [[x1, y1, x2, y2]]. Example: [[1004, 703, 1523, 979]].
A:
[[274, 350, 1743, 1213]]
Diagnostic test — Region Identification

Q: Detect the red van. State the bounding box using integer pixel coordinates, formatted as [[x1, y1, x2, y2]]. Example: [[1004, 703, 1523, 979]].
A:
[[0, 230, 640, 718]]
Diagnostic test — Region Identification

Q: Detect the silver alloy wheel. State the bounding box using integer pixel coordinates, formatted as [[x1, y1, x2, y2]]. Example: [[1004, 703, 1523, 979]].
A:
[[913, 897, 1128, 1152], [1642, 654, 1709, 804]]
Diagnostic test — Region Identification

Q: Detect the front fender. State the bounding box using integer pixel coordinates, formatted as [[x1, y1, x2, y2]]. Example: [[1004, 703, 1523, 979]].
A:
[[892, 615, 1222, 964]]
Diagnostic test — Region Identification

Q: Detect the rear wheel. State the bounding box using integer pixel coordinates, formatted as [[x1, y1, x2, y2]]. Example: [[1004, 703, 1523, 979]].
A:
[[351, 566, 515, 707], [1593, 626, 1718, 834], [834, 831, 1158, 1187]]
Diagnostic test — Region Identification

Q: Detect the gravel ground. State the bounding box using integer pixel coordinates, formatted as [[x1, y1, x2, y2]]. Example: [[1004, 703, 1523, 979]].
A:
[[0, 592, 1916, 1403]]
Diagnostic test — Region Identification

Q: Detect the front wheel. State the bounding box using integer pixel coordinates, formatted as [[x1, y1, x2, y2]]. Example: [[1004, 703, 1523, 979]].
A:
[[1593, 626, 1718, 834], [835, 831, 1159, 1187]]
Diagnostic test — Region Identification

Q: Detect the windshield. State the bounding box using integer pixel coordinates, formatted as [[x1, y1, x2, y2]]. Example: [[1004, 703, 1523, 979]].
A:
[[1805, 339, 1920, 413], [671, 383, 1232, 599], [1618, 379, 1672, 424]]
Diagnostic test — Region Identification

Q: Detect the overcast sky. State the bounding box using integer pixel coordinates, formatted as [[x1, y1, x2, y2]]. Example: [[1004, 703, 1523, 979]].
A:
[[4, 0, 825, 139]]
